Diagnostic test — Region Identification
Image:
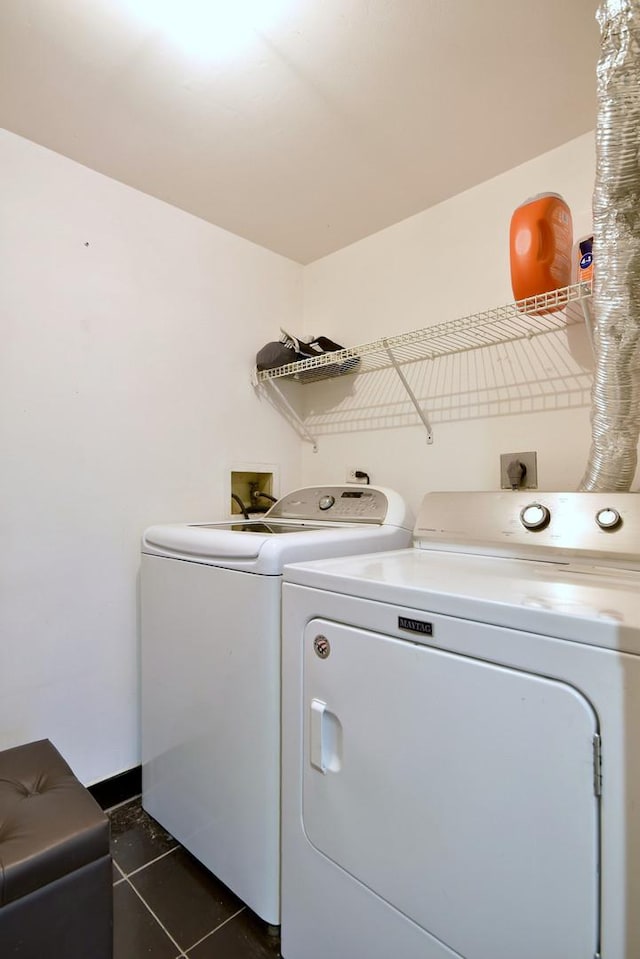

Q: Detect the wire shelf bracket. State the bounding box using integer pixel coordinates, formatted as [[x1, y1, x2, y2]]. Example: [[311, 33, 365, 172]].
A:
[[262, 378, 319, 452], [384, 341, 434, 444]]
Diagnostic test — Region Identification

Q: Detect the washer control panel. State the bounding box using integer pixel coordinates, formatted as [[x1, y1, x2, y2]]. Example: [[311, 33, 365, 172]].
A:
[[415, 491, 640, 565], [269, 486, 388, 524]]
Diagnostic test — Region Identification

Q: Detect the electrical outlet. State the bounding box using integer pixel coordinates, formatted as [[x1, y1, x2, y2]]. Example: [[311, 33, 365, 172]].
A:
[[500, 451, 538, 490], [347, 468, 369, 484]]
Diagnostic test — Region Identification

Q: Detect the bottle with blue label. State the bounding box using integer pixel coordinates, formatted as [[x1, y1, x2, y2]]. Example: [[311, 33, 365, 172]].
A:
[[572, 234, 594, 285]]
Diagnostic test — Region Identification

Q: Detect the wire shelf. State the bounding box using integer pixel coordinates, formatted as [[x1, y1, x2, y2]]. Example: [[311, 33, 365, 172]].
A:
[[254, 281, 593, 385]]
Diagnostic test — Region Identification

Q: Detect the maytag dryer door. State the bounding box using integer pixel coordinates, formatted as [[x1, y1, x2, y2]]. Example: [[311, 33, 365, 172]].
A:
[[302, 615, 600, 959]]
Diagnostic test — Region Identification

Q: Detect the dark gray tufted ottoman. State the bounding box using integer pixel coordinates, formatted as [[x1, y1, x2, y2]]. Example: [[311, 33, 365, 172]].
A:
[[0, 739, 113, 958]]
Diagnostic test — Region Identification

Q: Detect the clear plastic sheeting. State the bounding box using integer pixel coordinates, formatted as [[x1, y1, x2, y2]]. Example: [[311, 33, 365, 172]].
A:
[[580, 0, 640, 491]]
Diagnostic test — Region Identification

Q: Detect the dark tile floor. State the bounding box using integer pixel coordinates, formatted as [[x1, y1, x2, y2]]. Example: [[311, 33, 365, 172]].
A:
[[108, 797, 281, 959]]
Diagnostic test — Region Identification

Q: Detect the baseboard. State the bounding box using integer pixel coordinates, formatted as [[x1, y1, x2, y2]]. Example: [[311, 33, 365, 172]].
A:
[[88, 765, 142, 810]]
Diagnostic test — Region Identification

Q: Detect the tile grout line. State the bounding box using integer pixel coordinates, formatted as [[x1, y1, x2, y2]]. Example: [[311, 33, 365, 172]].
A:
[[124, 875, 187, 957], [119, 843, 180, 880], [183, 905, 247, 954], [109, 804, 248, 956]]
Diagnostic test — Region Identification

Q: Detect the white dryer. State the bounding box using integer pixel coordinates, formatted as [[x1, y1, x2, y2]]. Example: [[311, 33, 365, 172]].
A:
[[140, 485, 412, 925], [281, 491, 640, 959]]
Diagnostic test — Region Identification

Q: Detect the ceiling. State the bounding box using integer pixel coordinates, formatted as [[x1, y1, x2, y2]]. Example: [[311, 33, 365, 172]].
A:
[[0, 0, 600, 263]]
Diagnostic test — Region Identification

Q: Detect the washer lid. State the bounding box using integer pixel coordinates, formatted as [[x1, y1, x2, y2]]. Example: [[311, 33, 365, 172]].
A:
[[193, 521, 329, 534], [143, 521, 336, 560], [141, 485, 413, 570]]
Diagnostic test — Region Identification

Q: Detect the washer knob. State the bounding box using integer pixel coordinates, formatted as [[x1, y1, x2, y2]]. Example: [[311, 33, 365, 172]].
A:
[[520, 503, 550, 531], [596, 507, 621, 530], [319, 495, 335, 511]]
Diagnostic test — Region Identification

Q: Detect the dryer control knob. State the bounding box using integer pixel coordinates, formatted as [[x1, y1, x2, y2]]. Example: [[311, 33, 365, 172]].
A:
[[520, 503, 550, 531], [319, 495, 335, 511], [596, 507, 621, 530]]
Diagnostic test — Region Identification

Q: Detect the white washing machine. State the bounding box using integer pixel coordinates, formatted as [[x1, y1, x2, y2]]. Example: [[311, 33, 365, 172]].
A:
[[140, 485, 412, 925], [281, 491, 640, 959]]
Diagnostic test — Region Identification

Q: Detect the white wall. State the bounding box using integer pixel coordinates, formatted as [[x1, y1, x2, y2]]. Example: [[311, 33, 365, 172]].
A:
[[300, 132, 609, 516], [0, 129, 302, 784]]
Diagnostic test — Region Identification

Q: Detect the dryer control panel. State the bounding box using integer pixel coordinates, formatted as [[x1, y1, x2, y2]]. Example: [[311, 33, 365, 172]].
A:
[[414, 491, 640, 566]]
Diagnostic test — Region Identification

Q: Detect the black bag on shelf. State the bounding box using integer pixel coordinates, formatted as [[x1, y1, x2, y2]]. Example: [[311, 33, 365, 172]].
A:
[[256, 329, 360, 377], [255, 340, 298, 372]]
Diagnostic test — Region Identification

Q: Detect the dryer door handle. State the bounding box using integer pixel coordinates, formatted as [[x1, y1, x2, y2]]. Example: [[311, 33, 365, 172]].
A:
[[310, 699, 342, 774]]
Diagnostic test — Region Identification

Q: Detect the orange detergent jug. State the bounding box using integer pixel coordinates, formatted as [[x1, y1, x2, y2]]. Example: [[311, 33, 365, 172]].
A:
[[509, 193, 573, 311]]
